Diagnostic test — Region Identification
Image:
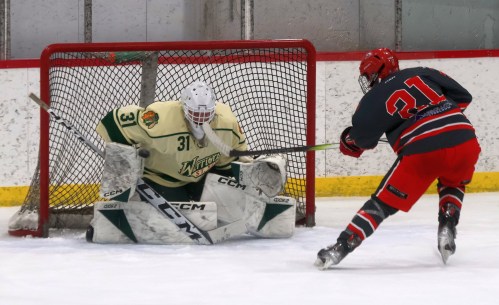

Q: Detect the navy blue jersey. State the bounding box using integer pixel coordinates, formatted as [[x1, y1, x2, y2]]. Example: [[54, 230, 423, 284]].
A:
[[349, 67, 476, 155]]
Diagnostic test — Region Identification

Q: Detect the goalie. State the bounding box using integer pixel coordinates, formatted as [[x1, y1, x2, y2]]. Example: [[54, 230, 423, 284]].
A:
[[89, 81, 295, 244]]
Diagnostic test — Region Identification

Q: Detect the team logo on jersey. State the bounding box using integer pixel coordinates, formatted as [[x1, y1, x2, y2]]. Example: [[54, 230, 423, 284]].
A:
[[178, 152, 221, 178], [142, 111, 159, 129]]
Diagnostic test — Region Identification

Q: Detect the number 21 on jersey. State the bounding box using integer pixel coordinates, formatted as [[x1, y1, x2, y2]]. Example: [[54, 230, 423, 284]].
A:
[[386, 76, 446, 119]]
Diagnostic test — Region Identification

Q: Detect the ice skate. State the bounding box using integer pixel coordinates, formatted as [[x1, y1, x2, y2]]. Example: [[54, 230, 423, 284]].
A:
[[438, 203, 459, 264], [438, 222, 456, 264], [315, 234, 362, 270]]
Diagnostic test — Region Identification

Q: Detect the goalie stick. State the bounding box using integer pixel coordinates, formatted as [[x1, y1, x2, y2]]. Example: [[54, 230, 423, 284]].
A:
[[29, 93, 245, 245]]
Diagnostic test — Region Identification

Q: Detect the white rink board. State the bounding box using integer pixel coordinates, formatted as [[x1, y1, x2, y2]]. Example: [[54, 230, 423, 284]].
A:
[[0, 57, 498, 186]]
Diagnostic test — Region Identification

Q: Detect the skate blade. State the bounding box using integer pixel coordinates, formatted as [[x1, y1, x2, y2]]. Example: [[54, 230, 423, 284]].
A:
[[439, 246, 452, 264], [314, 257, 333, 270], [438, 230, 455, 264]]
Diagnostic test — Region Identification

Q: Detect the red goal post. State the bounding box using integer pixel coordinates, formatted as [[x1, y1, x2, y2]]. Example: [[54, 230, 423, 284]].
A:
[[8, 39, 317, 237]]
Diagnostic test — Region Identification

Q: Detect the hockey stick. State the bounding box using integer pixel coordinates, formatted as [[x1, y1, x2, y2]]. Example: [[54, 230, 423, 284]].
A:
[[228, 143, 336, 157], [202, 123, 389, 158], [29, 93, 245, 245], [202, 123, 336, 157]]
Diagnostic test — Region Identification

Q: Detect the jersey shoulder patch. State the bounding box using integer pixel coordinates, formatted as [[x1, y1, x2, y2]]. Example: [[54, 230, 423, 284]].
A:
[[138, 101, 188, 136]]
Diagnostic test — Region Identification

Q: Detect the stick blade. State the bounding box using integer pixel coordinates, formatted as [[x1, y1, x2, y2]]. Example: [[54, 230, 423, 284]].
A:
[[309, 143, 335, 151], [28, 92, 49, 110]]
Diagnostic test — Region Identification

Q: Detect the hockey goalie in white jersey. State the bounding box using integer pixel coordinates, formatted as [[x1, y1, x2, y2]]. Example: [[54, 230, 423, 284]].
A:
[[88, 81, 296, 244]]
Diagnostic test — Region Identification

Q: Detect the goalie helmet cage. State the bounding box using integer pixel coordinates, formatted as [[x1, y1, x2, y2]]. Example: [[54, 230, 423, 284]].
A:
[[8, 39, 317, 238]]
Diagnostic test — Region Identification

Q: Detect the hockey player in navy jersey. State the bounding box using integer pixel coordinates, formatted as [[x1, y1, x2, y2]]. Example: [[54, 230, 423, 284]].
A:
[[315, 48, 481, 269]]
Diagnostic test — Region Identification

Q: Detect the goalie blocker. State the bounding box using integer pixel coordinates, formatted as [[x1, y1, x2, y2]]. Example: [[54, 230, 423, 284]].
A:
[[89, 146, 295, 244]]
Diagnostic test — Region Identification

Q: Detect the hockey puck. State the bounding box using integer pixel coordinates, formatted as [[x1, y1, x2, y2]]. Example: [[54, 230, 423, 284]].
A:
[[138, 148, 150, 158], [85, 225, 94, 243]]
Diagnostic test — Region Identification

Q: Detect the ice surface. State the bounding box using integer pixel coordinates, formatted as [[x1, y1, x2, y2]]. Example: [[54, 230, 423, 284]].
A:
[[1, 193, 498, 305]]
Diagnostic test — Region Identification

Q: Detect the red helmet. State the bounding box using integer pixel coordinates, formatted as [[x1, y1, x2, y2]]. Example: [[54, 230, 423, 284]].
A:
[[358, 48, 399, 93]]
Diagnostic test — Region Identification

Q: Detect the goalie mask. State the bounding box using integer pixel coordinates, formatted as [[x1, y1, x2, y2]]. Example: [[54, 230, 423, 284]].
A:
[[181, 81, 216, 126], [358, 48, 399, 94]]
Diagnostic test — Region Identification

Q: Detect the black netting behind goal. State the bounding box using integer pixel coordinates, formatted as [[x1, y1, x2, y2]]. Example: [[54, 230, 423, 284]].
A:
[[8, 40, 316, 237]]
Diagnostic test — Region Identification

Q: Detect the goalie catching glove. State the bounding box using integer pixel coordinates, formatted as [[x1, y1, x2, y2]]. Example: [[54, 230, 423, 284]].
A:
[[231, 154, 287, 197]]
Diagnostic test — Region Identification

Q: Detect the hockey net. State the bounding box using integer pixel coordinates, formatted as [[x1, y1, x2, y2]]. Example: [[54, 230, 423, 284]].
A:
[[8, 40, 317, 237]]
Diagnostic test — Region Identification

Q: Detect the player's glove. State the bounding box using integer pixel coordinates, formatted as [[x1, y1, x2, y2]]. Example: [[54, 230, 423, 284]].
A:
[[339, 126, 364, 158]]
